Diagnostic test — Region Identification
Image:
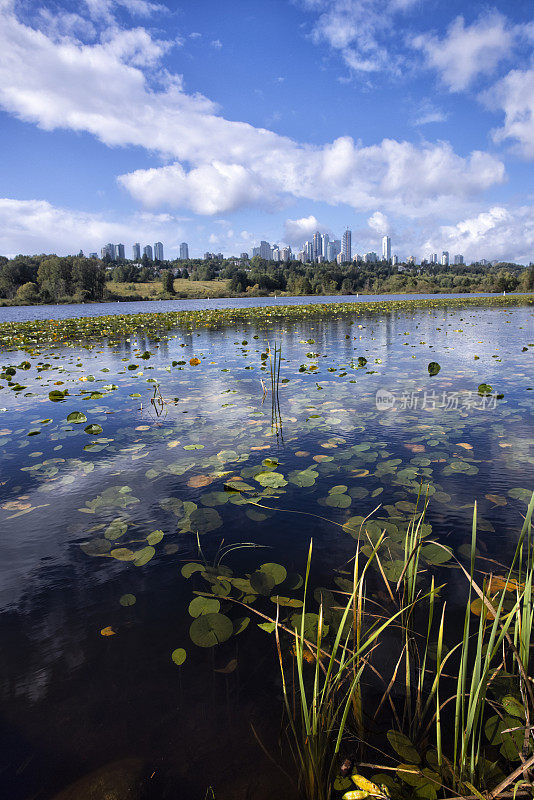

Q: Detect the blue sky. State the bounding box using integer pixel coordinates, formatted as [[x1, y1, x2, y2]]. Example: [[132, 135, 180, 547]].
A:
[[1, 0, 534, 262]]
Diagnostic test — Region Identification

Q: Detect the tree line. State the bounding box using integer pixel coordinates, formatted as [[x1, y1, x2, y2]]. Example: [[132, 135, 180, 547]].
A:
[[1, 252, 533, 304]]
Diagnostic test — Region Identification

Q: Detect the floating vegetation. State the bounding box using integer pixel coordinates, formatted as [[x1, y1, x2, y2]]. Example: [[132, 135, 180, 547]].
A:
[[0, 296, 533, 800], [0, 294, 532, 350]]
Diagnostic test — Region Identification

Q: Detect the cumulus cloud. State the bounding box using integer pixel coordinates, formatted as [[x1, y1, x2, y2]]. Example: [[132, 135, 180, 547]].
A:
[[411, 13, 513, 92], [483, 68, 534, 159], [0, 1, 507, 219], [283, 215, 325, 244], [425, 205, 534, 263], [367, 211, 389, 234], [0, 198, 186, 257]]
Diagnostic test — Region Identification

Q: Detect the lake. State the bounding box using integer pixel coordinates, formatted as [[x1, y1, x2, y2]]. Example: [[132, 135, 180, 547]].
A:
[[0, 291, 504, 323], [0, 297, 533, 799]]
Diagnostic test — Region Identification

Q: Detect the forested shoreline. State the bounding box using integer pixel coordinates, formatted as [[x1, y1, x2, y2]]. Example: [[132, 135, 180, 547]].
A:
[[1, 252, 533, 305]]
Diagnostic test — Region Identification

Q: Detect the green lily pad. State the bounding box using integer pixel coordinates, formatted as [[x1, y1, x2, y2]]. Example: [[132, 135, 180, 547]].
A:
[[255, 471, 288, 488], [67, 411, 87, 424], [84, 424, 103, 435], [133, 545, 156, 566], [259, 562, 287, 585], [189, 507, 223, 534], [188, 596, 221, 617], [387, 730, 421, 764], [146, 529, 164, 545], [189, 613, 233, 647], [181, 562, 205, 578], [171, 648, 187, 666], [428, 362, 441, 376], [119, 593, 136, 606]]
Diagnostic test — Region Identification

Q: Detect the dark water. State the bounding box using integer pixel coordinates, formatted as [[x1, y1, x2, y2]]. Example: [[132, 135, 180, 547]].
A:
[[0, 291, 503, 323], [0, 301, 533, 799]]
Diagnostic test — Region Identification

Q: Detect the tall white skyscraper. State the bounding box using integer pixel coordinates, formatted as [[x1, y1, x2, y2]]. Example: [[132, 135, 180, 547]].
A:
[[327, 240, 340, 261], [441, 251, 449, 266], [154, 242, 164, 261], [382, 235, 391, 263], [321, 233, 329, 259], [259, 240, 271, 260], [313, 231, 322, 260], [143, 244, 153, 260], [341, 229, 352, 262], [179, 242, 189, 260], [132, 243, 141, 260]]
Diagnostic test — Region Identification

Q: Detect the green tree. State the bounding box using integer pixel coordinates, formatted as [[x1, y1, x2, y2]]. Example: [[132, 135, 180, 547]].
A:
[[72, 257, 106, 300], [38, 256, 73, 301], [15, 282, 40, 304], [162, 270, 175, 294]]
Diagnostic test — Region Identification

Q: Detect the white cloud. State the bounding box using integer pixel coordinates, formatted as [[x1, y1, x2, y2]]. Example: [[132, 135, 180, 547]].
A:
[[425, 205, 534, 263], [413, 101, 448, 126], [411, 13, 513, 92], [210, 39, 222, 48], [483, 68, 534, 159], [0, 198, 185, 257], [299, 0, 422, 75], [0, 2, 506, 219], [367, 211, 389, 234], [84, 0, 165, 22], [283, 215, 324, 244]]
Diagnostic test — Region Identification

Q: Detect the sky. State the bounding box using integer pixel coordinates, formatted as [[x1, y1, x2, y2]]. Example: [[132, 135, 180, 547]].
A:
[[1, 0, 534, 263]]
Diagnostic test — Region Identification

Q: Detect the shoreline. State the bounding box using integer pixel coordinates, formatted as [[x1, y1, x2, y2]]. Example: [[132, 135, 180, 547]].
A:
[[0, 286, 526, 308]]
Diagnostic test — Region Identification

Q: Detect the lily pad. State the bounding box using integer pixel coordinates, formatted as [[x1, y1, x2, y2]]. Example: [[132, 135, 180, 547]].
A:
[[67, 411, 87, 424], [189, 507, 223, 534], [189, 612, 233, 647]]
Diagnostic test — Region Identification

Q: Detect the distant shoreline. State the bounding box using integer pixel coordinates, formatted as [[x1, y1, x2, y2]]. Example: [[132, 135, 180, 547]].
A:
[[0, 286, 527, 308]]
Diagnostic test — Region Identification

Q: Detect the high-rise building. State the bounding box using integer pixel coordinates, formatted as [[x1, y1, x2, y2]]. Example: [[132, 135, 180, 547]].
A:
[[304, 240, 314, 262], [143, 244, 153, 260], [341, 229, 352, 262], [154, 242, 164, 261], [364, 252, 378, 263], [392, 254, 399, 266], [313, 231, 322, 260], [441, 251, 449, 266], [259, 240, 271, 260], [280, 246, 291, 262], [132, 243, 141, 260], [321, 233, 329, 259], [382, 235, 391, 263], [240, 252, 249, 260], [454, 254, 464, 265], [116, 243, 125, 260], [179, 242, 189, 260], [89, 252, 97, 259], [101, 243, 115, 260], [271, 247, 280, 262]]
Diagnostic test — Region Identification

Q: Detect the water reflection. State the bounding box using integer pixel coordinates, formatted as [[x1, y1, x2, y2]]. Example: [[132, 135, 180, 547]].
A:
[[0, 303, 532, 799]]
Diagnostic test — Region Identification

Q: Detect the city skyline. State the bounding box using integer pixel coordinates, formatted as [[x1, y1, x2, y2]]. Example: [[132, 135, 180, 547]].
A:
[[0, 2, 533, 264], [92, 231, 485, 267]]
